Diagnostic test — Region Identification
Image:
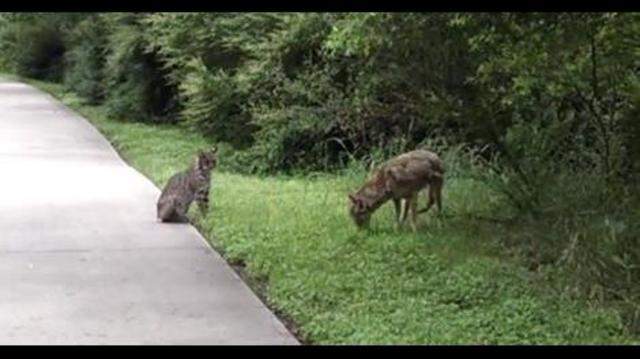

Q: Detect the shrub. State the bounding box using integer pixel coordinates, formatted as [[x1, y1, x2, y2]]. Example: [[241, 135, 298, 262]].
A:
[[177, 58, 253, 146], [102, 13, 177, 122], [0, 19, 66, 81], [63, 14, 108, 103]]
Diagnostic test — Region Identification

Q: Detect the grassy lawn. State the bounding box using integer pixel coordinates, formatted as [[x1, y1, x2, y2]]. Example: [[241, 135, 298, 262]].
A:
[[23, 77, 639, 344]]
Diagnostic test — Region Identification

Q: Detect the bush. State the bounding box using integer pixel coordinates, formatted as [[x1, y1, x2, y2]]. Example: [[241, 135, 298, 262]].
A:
[[0, 19, 65, 81], [178, 58, 253, 146], [141, 13, 286, 145], [102, 14, 177, 122], [63, 15, 108, 103]]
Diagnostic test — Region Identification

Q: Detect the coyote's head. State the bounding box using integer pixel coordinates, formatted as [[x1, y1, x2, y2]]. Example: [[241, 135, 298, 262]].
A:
[[348, 193, 372, 229]]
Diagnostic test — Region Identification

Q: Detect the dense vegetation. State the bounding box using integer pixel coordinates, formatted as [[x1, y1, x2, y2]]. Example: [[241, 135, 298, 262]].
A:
[[1, 12, 639, 341], [20, 80, 637, 344]]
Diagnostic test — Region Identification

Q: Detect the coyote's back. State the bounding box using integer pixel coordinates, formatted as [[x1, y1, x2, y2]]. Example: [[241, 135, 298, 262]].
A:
[[382, 149, 444, 199]]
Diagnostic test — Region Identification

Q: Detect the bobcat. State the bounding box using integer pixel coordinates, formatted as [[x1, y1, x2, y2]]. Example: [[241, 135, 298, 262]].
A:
[[157, 147, 218, 223], [348, 149, 444, 231]]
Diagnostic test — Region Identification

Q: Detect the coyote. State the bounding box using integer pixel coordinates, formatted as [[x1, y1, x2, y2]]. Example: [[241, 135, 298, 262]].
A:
[[348, 149, 444, 231]]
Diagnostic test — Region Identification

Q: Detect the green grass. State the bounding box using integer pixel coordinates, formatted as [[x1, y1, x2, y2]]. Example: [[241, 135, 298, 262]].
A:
[[22, 77, 639, 344]]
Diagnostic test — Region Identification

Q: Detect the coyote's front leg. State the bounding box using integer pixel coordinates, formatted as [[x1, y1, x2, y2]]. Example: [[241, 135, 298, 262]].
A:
[[393, 198, 403, 230], [408, 193, 418, 232]]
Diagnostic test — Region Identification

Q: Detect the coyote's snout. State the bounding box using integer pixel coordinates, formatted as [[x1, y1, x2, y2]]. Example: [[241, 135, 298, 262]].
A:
[[348, 149, 444, 231]]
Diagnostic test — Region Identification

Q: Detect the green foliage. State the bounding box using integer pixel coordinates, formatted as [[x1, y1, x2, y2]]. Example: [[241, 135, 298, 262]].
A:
[[142, 13, 285, 144], [461, 13, 640, 207], [102, 13, 177, 122], [3, 13, 638, 177], [22, 82, 637, 343], [0, 16, 66, 81], [177, 58, 253, 145], [137, 13, 486, 173], [63, 14, 108, 103], [0, 15, 8, 71], [7, 12, 640, 338]]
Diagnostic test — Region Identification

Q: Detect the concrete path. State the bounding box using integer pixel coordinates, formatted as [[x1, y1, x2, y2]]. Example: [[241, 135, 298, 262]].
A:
[[0, 78, 298, 345]]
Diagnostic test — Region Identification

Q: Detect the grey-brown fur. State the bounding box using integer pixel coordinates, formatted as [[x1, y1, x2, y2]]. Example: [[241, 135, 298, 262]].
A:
[[157, 147, 218, 223], [348, 149, 444, 231]]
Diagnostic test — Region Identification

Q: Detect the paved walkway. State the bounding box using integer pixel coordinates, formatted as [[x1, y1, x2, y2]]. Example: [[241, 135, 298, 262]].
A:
[[0, 78, 298, 345]]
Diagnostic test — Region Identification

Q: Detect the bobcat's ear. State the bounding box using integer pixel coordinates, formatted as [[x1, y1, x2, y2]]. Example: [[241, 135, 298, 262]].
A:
[[211, 146, 218, 154], [348, 194, 358, 204]]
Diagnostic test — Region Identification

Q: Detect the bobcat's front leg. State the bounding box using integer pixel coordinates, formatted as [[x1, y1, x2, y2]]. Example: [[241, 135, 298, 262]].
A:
[[196, 186, 210, 216]]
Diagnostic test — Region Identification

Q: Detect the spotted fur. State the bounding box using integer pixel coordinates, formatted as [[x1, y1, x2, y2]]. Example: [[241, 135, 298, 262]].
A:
[[157, 147, 218, 223]]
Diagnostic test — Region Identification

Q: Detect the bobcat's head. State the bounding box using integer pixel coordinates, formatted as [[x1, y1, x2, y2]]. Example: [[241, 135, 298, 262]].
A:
[[197, 147, 218, 172]]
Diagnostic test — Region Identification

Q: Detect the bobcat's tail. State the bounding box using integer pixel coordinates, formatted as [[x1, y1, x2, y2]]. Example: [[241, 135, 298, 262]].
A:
[[157, 199, 175, 222]]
